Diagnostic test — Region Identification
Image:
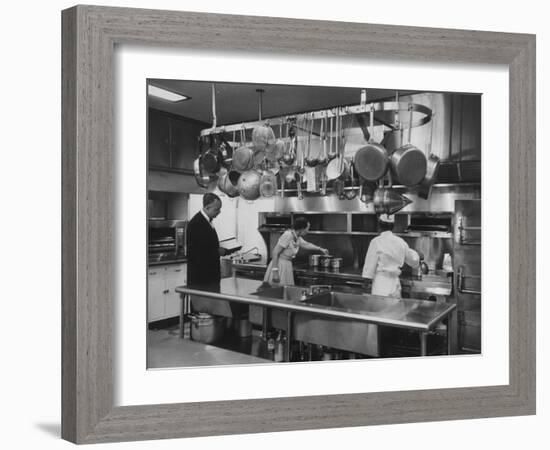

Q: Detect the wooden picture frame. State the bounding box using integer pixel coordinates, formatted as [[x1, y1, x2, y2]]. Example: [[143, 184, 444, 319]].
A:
[[61, 5, 536, 444]]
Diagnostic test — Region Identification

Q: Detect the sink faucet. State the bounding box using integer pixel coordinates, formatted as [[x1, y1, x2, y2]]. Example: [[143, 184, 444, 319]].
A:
[[310, 284, 332, 295]]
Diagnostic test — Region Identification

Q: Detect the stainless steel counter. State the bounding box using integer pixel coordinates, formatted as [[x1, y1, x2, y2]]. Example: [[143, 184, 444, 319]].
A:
[[231, 261, 453, 297], [176, 277, 456, 358]]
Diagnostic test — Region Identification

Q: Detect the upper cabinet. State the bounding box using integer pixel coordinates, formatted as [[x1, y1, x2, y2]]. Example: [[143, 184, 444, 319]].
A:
[[148, 108, 209, 172]]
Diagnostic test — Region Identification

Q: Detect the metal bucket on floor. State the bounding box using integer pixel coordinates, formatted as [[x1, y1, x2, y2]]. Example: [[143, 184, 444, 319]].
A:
[[190, 313, 226, 344], [234, 318, 252, 338]]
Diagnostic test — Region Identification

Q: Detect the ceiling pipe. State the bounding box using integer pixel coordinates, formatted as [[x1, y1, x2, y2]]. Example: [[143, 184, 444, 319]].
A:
[[256, 89, 265, 121]]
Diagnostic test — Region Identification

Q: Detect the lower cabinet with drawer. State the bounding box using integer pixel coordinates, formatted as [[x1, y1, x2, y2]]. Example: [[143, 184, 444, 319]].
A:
[[148, 263, 187, 323]]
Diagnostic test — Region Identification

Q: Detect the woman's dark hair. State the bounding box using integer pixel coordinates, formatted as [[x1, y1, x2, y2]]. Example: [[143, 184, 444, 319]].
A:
[[292, 217, 310, 231]]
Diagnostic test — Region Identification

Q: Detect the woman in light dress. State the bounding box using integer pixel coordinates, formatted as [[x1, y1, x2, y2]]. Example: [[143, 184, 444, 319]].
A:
[[264, 217, 329, 285]]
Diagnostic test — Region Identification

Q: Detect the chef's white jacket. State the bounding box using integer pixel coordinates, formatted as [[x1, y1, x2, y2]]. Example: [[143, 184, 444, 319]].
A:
[[362, 231, 420, 297]]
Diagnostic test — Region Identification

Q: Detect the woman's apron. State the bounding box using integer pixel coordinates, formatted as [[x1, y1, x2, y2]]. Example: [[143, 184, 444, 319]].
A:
[[264, 232, 299, 285]]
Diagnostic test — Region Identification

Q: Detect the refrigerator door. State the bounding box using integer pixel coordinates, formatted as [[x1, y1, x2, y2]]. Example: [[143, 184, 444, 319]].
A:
[[453, 199, 481, 353]]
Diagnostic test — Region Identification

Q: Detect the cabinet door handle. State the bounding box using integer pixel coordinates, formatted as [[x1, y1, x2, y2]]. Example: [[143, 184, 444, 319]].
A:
[[163, 289, 169, 294], [174, 269, 182, 272], [149, 272, 157, 275]]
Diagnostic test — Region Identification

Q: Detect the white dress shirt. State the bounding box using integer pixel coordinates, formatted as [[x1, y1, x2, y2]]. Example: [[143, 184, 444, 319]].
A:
[[200, 209, 215, 228]]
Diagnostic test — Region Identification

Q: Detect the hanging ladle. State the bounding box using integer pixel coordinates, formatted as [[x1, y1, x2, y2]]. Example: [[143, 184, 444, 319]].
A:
[[304, 113, 320, 167]]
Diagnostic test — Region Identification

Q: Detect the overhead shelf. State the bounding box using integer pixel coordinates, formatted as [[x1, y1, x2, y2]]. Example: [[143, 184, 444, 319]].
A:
[[200, 101, 432, 136]]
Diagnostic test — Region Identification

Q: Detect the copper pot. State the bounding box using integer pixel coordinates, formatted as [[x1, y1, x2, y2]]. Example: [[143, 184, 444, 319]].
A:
[[389, 106, 427, 186], [252, 124, 276, 152], [237, 169, 262, 201], [390, 144, 427, 186], [194, 156, 217, 190], [217, 169, 240, 198], [216, 134, 234, 169], [353, 106, 389, 181], [232, 129, 255, 172]]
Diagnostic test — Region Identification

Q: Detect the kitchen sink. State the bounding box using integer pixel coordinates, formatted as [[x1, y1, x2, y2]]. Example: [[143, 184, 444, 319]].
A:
[[251, 285, 310, 302], [304, 291, 395, 314]]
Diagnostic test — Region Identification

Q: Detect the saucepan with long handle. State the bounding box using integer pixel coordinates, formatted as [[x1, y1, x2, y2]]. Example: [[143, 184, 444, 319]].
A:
[[389, 104, 427, 186], [232, 128, 255, 172], [353, 104, 389, 182], [326, 108, 349, 182]]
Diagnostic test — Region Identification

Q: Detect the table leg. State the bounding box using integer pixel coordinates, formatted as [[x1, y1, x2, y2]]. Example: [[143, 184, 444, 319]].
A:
[[179, 294, 186, 339], [420, 331, 428, 356], [285, 311, 292, 362], [447, 310, 455, 355], [262, 307, 269, 340]]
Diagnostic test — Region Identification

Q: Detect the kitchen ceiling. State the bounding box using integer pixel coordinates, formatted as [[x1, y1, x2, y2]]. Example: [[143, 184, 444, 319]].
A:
[[148, 79, 417, 126]]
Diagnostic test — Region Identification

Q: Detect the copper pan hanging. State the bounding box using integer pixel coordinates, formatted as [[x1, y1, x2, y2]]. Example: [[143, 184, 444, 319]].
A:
[[353, 104, 389, 182], [389, 104, 427, 187]]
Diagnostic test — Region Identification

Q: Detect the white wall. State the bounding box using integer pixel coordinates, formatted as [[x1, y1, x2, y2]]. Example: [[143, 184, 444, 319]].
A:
[[236, 197, 275, 258], [1, 1, 547, 450]]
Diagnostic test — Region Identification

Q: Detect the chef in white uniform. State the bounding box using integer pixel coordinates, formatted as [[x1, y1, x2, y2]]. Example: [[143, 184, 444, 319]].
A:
[[362, 213, 421, 297], [360, 213, 421, 356]]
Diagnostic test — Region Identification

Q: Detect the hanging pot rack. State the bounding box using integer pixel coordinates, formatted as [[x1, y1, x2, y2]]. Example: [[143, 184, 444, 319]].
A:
[[199, 101, 432, 138]]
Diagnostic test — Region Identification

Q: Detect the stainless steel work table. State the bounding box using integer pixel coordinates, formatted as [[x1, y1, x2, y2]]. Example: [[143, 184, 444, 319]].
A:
[[176, 277, 456, 359], [232, 261, 453, 298]]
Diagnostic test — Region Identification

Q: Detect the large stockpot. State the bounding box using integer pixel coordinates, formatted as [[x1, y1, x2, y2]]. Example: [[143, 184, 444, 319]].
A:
[[319, 255, 334, 269], [237, 169, 262, 200], [190, 313, 226, 344], [309, 254, 321, 267], [330, 257, 343, 270], [389, 144, 427, 186], [354, 107, 389, 181], [389, 106, 427, 186]]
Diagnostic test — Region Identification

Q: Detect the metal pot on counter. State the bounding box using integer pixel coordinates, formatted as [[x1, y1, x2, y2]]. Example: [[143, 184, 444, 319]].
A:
[[309, 254, 322, 267], [319, 255, 333, 269]]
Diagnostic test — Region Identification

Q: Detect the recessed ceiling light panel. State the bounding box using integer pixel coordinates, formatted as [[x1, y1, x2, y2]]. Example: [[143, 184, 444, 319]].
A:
[[148, 85, 190, 102]]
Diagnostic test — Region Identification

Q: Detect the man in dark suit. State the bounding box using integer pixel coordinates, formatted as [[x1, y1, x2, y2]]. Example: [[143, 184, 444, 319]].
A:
[[186, 193, 227, 289], [186, 193, 247, 319]]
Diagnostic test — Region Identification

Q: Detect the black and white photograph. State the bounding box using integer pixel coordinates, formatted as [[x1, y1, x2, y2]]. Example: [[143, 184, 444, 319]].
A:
[[146, 80, 482, 368]]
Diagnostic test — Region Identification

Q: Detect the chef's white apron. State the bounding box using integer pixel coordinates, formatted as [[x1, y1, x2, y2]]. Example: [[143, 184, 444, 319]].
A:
[[365, 272, 402, 356]]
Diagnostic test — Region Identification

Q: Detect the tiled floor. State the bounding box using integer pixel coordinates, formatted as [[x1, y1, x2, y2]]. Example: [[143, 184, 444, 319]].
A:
[[147, 326, 270, 369]]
